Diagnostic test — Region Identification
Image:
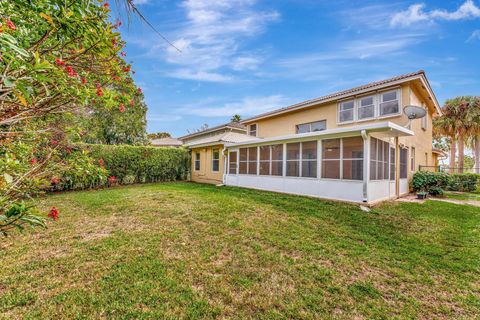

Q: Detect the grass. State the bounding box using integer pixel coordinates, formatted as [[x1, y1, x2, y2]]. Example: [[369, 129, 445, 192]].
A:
[[1, 182, 479, 319], [445, 191, 480, 201]]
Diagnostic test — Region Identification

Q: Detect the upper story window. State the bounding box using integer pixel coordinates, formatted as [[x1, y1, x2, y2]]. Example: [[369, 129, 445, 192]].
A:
[[296, 120, 326, 134], [358, 96, 375, 120], [379, 90, 399, 116], [339, 100, 354, 123], [194, 152, 200, 171], [212, 149, 220, 172], [248, 124, 257, 137], [338, 89, 401, 124]]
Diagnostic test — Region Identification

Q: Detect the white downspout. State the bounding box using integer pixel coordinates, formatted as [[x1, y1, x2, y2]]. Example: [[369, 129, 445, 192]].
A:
[[361, 130, 369, 203], [222, 147, 227, 184]]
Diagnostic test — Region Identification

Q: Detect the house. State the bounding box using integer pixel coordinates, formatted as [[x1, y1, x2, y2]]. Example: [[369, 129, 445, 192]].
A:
[[181, 70, 442, 204], [179, 122, 256, 184], [150, 137, 183, 147]]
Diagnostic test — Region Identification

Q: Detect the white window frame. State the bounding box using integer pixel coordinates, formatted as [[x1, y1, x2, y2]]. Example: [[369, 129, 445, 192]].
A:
[[378, 89, 401, 118], [212, 149, 220, 172], [295, 120, 327, 134], [194, 152, 201, 172], [357, 95, 376, 121], [338, 100, 355, 124], [248, 124, 257, 137]]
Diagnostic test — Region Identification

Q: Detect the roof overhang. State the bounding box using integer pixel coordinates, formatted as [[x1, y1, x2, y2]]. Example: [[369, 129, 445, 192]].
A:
[[226, 122, 414, 148], [241, 71, 441, 124]]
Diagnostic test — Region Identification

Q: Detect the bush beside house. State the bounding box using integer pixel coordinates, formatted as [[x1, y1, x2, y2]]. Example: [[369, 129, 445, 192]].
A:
[[51, 144, 190, 191], [412, 171, 480, 195]]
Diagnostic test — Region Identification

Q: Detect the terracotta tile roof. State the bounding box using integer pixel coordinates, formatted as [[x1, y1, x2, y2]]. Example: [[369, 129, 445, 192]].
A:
[[178, 121, 246, 140], [150, 137, 183, 147], [242, 70, 429, 123]]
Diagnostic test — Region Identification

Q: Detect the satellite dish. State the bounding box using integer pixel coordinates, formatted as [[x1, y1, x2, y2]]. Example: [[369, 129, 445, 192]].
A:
[[403, 105, 426, 120]]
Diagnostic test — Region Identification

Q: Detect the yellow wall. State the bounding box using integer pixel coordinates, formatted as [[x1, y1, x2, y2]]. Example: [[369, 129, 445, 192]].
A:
[[190, 145, 225, 184], [243, 80, 437, 179]]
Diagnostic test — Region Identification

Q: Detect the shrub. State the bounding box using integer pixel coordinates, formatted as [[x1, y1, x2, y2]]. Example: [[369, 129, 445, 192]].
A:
[[428, 186, 444, 197], [86, 144, 190, 184], [412, 171, 449, 193], [447, 173, 479, 192]]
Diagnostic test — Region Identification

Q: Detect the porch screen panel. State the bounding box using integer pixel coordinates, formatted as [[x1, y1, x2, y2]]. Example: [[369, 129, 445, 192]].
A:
[[400, 148, 408, 178], [228, 152, 237, 174], [239, 148, 248, 174], [342, 137, 363, 180], [389, 147, 396, 180], [248, 147, 257, 175], [271, 144, 283, 176], [286, 143, 300, 176], [259, 146, 270, 175], [301, 141, 317, 178], [370, 137, 390, 180], [321, 139, 340, 179]]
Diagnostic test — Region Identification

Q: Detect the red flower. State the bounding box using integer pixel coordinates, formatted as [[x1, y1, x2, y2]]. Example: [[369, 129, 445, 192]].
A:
[[55, 58, 65, 66], [48, 207, 59, 220], [130, 99, 135, 106], [124, 66, 131, 73], [51, 177, 61, 184], [65, 65, 78, 77], [6, 20, 16, 31], [111, 39, 117, 46], [104, 2, 110, 9], [65, 147, 72, 154], [118, 104, 126, 113], [51, 139, 59, 146], [96, 87, 103, 97], [120, 51, 126, 57], [98, 159, 104, 167], [81, 77, 87, 84], [108, 176, 116, 184], [137, 88, 142, 94], [30, 158, 38, 165]]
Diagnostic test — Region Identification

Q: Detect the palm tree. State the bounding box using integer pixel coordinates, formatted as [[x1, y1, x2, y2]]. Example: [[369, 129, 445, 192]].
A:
[[465, 97, 480, 173], [434, 112, 457, 171]]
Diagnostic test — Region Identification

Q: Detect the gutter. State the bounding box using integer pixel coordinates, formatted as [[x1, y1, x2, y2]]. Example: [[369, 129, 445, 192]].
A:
[[361, 130, 368, 203]]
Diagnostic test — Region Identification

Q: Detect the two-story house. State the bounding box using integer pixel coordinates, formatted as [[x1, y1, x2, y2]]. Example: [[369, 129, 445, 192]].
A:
[[180, 70, 444, 204]]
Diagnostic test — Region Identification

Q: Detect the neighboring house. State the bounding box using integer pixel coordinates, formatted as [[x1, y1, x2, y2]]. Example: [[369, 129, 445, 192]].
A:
[[179, 122, 256, 184], [150, 137, 183, 147], [182, 70, 442, 204]]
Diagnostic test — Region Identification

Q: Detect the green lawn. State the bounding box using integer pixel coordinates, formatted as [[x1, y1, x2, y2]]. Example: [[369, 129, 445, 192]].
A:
[[445, 191, 480, 201], [1, 182, 479, 319]]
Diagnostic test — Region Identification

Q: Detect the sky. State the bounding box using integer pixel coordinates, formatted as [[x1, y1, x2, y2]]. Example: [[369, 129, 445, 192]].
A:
[[113, 0, 480, 137]]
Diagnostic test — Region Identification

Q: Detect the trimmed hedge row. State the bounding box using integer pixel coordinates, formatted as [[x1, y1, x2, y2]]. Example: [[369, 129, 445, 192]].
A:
[[87, 144, 190, 184], [52, 144, 190, 191], [412, 171, 480, 195]]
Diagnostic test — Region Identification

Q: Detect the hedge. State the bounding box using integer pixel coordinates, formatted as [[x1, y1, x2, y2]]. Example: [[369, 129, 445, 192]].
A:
[[51, 144, 190, 191], [412, 171, 480, 194]]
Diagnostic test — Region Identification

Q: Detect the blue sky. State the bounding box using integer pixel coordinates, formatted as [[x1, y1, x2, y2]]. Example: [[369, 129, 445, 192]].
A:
[[114, 0, 480, 136]]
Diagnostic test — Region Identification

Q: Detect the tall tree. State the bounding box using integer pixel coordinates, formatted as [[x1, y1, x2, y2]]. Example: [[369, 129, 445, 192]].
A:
[[147, 132, 171, 139], [231, 114, 242, 122]]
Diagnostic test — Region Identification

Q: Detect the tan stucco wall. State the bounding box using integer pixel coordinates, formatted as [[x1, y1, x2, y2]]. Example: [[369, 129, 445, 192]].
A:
[[243, 81, 437, 180], [190, 145, 225, 184]]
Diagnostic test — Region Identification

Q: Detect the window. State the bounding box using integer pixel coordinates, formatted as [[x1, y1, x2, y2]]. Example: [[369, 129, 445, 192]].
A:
[[379, 90, 399, 116], [411, 147, 415, 172], [322, 139, 341, 179], [369, 137, 390, 180], [286, 142, 300, 176], [259, 145, 270, 175], [421, 104, 427, 130], [271, 144, 283, 176], [342, 137, 363, 180], [400, 148, 408, 178], [302, 141, 317, 178], [296, 120, 326, 134], [194, 152, 200, 171], [239, 148, 248, 174], [212, 149, 220, 172], [358, 96, 375, 120], [248, 124, 257, 137], [228, 151, 237, 174], [339, 100, 354, 122], [389, 147, 396, 180], [259, 144, 283, 176]]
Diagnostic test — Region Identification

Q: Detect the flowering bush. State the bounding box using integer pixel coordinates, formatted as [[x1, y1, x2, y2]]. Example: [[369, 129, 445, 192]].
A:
[[0, 0, 144, 235]]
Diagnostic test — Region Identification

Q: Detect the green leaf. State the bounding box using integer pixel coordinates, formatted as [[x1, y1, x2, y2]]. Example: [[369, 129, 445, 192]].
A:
[[3, 173, 13, 184]]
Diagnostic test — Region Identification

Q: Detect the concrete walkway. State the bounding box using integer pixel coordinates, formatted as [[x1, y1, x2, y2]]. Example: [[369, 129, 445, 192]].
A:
[[396, 194, 480, 207]]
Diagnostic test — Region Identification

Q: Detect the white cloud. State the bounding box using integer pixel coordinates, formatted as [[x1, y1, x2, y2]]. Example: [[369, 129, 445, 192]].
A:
[[168, 69, 234, 82], [163, 0, 279, 81], [132, 0, 150, 5], [179, 95, 288, 117], [147, 114, 182, 122], [468, 29, 480, 41], [391, 0, 480, 27]]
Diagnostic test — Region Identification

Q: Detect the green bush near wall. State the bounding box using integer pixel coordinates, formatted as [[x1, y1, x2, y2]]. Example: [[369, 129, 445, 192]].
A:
[[86, 144, 190, 184], [51, 144, 190, 192], [412, 171, 480, 194]]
